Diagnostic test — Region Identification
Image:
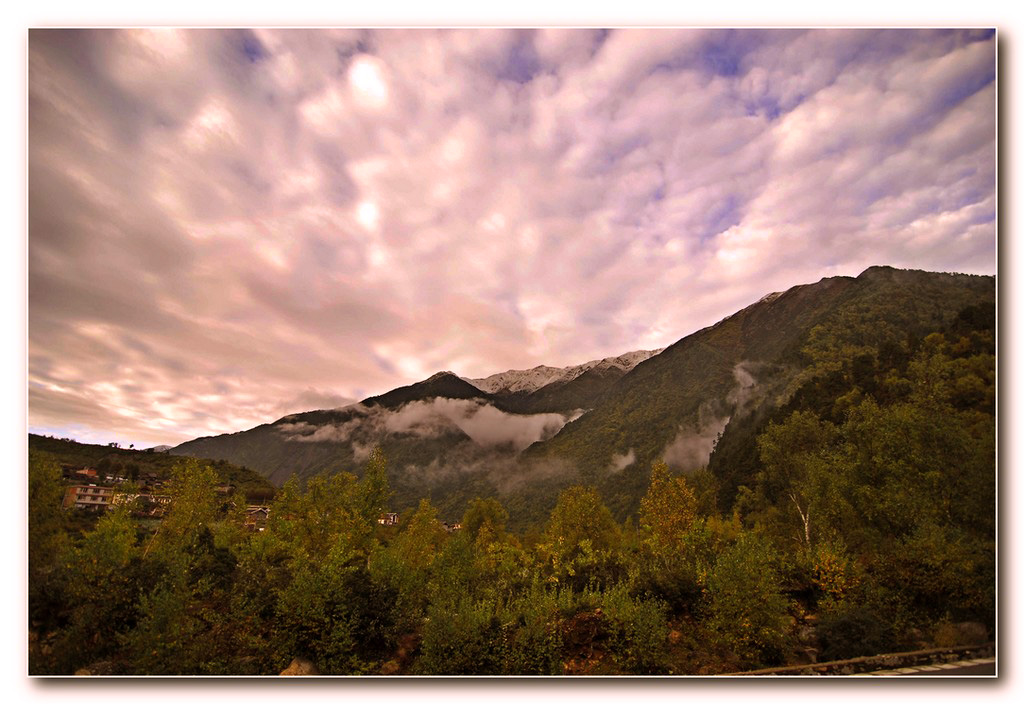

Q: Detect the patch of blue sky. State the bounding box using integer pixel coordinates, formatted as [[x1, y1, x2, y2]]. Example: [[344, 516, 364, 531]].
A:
[[495, 37, 542, 84], [701, 194, 743, 242], [589, 134, 650, 174], [952, 185, 988, 211], [591, 29, 612, 55], [240, 31, 268, 63], [970, 209, 996, 225], [934, 65, 996, 114], [745, 95, 783, 121], [700, 30, 770, 78], [370, 351, 397, 376], [335, 34, 375, 66], [877, 65, 994, 152]]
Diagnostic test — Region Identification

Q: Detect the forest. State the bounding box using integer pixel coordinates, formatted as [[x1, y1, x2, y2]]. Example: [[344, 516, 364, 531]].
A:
[[28, 294, 995, 675]]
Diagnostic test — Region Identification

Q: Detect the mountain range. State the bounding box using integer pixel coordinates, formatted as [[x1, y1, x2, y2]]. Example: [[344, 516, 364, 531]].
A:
[[173, 266, 995, 525]]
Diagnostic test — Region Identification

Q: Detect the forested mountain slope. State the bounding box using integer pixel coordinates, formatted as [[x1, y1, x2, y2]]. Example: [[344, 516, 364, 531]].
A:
[[173, 266, 994, 526], [527, 266, 994, 518]]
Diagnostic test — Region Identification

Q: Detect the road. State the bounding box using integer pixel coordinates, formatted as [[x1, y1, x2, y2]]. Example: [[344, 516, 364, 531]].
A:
[[857, 657, 996, 676]]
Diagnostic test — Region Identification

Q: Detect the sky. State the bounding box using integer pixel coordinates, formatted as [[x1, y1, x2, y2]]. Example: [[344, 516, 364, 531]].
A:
[[27, 27, 997, 448]]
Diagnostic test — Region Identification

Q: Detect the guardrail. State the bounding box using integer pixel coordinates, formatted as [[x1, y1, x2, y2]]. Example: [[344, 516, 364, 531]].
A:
[[730, 643, 996, 676]]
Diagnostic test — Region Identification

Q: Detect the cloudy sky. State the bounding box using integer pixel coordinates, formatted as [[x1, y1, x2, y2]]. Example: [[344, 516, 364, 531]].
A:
[[27, 28, 996, 448]]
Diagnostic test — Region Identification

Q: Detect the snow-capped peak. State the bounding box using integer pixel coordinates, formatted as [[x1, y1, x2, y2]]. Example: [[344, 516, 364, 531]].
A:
[[465, 349, 664, 395], [425, 370, 459, 382]]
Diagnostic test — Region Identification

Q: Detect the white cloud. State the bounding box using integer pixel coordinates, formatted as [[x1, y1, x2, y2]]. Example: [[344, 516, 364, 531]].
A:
[[29, 29, 996, 447]]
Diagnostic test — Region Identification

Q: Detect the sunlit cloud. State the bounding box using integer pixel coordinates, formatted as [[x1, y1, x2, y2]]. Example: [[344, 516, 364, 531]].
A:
[[28, 28, 996, 448]]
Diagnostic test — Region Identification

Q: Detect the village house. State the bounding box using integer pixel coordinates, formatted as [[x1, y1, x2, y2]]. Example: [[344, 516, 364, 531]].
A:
[[60, 464, 88, 480], [378, 512, 399, 526], [72, 467, 98, 480], [111, 492, 172, 517], [62, 485, 115, 511], [244, 505, 271, 531]]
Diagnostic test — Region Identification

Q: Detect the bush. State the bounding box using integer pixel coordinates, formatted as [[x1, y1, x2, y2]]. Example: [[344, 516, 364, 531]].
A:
[[601, 584, 670, 674], [816, 605, 889, 661], [418, 587, 565, 675], [417, 596, 502, 674], [703, 534, 790, 668]]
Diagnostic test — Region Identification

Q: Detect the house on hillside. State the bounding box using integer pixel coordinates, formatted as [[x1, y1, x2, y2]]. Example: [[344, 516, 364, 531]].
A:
[[63, 485, 114, 511], [378, 512, 399, 526], [111, 492, 171, 517], [60, 464, 87, 480], [245, 505, 271, 531]]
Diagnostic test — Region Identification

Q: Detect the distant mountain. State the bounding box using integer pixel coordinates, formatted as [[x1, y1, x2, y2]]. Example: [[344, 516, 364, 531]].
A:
[[363, 371, 489, 409], [466, 349, 661, 395], [172, 266, 995, 526]]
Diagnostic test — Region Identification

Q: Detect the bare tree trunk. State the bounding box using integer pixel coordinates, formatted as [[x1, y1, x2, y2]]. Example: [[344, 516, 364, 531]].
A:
[[789, 491, 810, 546]]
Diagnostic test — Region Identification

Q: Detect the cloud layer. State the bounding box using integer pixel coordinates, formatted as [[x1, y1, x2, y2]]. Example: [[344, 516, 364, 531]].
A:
[[279, 398, 577, 452], [28, 29, 996, 446]]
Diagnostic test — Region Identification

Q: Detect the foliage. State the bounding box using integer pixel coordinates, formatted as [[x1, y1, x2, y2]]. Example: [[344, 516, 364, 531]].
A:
[[703, 533, 791, 669], [638, 461, 697, 554], [816, 604, 890, 661], [272, 540, 396, 674], [600, 584, 671, 674]]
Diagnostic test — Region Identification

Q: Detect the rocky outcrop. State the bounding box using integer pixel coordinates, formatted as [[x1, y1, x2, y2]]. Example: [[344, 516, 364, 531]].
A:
[[280, 657, 320, 676]]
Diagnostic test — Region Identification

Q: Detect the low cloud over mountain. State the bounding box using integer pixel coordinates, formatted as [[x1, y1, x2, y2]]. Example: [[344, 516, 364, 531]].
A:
[[277, 398, 582, 452]]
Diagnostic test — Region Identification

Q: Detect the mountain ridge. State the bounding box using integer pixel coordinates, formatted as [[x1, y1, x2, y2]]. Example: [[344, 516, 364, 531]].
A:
[[171, 265, 995, 524], [465, 348, 663, 396]]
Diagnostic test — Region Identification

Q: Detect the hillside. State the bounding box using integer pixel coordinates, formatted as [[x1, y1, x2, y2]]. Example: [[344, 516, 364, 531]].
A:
[[28, 433, 275, 499], [527, 266, 994, 517], [171, 266, 994, 526]]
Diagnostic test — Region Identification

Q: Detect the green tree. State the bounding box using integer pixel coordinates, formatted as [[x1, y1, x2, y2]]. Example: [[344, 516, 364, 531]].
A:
[[757, 411, 838, 547], [273, 538, 396, 674], [638, 461, 697, 555], [704, 533, 790, 668], [369, 498, 448, 633], [47, 505, 141, 673], [538, 486, 622, 590], [146, 457, 221, 562], [268, 472, 366, 561], [358, 446, 391, 527], [28, 451, 66, 584], [461, 496, 509, 544]]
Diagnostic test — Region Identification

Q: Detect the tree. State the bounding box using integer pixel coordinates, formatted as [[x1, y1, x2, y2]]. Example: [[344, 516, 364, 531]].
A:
[[48, 505, 142, 673], [638, 461, 697, 555], [543, 485, 619, 552], [269, 472, 366, 561], [369, 498, 449, 635], [273, 538, 396, 674], [28, 451, 66, 580], [145, 458, 221, 562], [757, 412, 838, 547], [461, 497, 509, 544], [394, 498, 447, 571], [358, 446, 391, 527], [538, 486, 622, 589]]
